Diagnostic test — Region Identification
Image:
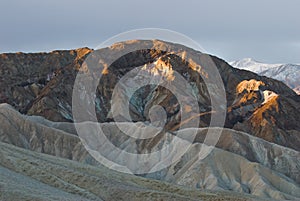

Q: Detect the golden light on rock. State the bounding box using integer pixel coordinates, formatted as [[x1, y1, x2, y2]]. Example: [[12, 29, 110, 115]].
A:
[[142, 58, 175, 81], [236, 79, 265, 94], [188, 58, 208, 78]]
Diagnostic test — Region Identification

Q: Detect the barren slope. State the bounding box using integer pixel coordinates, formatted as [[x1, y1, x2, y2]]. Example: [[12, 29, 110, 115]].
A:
[[0, 103, 299, 200]]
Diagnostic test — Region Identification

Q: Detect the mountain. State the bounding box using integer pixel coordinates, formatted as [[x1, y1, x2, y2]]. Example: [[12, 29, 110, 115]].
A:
[[229, 58, 282, 73], [0, 40, 299, 200], [0, 40, 299, 150], [259, 64, 300, 94], [230, 58, 300, 94]]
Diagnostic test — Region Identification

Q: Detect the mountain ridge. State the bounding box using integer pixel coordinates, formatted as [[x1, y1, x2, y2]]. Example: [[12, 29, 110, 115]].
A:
[[230, 58, 300, 94], [0, 40, 299, 151], [0, 40, 299, 200]]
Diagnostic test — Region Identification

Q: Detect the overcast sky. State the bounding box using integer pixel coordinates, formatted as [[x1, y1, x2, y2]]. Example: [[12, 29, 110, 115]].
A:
[[0, 0, 299, 63]]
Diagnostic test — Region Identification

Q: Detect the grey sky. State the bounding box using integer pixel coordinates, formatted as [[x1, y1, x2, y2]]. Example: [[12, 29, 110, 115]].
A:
[[0, 0, 299, 63]]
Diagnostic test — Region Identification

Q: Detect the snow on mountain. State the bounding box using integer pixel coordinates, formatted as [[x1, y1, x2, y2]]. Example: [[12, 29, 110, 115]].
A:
[[229, 58, 282, 73], [230, 58, 300, 94]]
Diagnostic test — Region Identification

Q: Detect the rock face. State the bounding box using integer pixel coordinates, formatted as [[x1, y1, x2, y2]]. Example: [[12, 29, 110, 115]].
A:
[[0, 103, 299, 200], [0, 48, 92, 122], [0, 40, 299, 151]]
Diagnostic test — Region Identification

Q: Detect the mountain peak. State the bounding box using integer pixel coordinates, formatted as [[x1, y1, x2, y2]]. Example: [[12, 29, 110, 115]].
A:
[[229, 58, 260, 67]]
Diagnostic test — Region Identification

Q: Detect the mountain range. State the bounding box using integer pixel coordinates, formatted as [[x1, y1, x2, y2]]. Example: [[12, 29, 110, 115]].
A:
[[230, 58, 300, 94], [0, 40, 299, 200]]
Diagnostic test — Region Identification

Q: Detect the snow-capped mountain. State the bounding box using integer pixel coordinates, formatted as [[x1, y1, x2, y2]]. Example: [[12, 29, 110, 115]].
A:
[[229, 58, 282, 73], [230, 58, 300, 94]]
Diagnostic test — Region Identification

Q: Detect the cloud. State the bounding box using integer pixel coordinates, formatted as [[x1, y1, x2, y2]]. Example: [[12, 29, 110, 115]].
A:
[[0, 0, 299, 63]]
